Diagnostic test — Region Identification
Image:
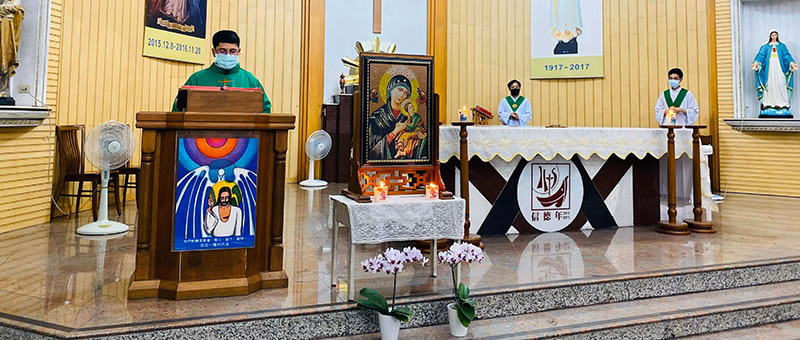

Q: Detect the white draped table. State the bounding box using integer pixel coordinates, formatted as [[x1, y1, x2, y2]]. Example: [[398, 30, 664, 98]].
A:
[[437, 126, 712, 234], [439, 126, 693, 162], [328, 195, 465, 300]]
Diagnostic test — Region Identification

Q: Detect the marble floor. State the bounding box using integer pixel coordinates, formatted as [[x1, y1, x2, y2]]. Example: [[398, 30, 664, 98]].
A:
[[0, 184, 798, 335]]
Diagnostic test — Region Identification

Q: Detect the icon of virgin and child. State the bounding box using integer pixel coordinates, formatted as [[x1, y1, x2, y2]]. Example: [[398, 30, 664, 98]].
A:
[[367, 65, 429, 162]]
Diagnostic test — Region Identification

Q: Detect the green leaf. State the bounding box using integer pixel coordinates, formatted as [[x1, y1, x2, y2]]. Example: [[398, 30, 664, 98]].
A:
[[356, 288, 389, 314], [457, 283, 471, 300], [456, 305, 472, 327], [388, 306, 414, 323], [457, 300, 476, 323]]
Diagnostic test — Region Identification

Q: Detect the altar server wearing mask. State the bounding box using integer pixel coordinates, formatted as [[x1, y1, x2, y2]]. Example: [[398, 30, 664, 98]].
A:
[[498, 80, 532, 126], [654, 68, 699, 125]]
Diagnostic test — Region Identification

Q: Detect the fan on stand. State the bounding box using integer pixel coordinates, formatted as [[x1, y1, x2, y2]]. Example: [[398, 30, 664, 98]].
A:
[[299, 130, 332, 188], [76, 121, 136, 236]]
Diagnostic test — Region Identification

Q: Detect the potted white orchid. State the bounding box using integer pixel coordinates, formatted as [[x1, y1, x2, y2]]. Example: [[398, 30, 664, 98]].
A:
[[357, 246, 429, 340], [438, 242, 484, 337]]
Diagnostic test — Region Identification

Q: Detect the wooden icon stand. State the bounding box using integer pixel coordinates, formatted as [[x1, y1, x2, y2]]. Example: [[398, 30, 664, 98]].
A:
[[656, 125, 690, 235], [684, 125, 715, 233], [452, 121, 483, 249], [342, 53, 453, 203]]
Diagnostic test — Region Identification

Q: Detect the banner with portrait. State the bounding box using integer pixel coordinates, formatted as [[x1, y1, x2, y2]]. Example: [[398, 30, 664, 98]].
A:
[[173, 136, 259, 251], [530, 0, 604, 78], [143, 0, 208, 64]]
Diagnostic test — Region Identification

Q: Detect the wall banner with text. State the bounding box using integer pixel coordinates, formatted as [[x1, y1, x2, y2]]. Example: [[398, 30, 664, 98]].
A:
[[531, 0, 603, 79], [144, 0, 208, 64]]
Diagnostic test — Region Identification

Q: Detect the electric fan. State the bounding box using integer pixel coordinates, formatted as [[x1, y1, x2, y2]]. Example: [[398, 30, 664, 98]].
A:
[[76, 121, 136, 236], [299, 130, 332, 188]]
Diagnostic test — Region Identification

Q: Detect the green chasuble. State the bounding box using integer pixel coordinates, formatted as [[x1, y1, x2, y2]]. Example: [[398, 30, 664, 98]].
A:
[[172, 63, 272, 113]]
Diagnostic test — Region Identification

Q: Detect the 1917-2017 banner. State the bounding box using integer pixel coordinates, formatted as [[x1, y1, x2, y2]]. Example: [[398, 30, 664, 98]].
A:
[[143, 0, 208, 64], [531, 0, 603, 79]]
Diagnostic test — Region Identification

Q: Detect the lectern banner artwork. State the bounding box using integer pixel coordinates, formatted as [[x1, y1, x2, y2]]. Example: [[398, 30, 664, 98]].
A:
[[144, 0, 208, 64], [173, 136, 259, 251], [530, 0, 604, 79]]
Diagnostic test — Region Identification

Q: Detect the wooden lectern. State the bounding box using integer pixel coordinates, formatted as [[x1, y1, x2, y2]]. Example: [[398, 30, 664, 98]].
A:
[[129, 87, 295, 300]]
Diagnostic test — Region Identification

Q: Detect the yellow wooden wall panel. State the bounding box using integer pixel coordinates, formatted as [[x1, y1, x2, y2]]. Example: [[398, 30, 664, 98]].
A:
[[0, 0, 62, 234], [446, 0, 712, 130], [712, 0, 800, 197], [46, 0, 302, 216], [53, 0, 301, 167]]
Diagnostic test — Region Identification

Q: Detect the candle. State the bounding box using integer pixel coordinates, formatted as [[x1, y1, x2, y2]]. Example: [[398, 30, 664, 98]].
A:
[[426, 183, 439, 200], [459, 105, 468, 121], [373, 181, 388, 202], [668, 109, 676, 124]]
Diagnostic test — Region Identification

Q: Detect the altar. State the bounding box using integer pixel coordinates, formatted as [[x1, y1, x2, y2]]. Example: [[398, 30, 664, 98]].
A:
[[439, 126, 713, 235]]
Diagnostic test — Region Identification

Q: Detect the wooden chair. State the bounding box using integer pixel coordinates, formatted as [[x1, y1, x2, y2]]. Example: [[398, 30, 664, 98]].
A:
[[115, 160, 139, 208], [52, 125, 122, 220]]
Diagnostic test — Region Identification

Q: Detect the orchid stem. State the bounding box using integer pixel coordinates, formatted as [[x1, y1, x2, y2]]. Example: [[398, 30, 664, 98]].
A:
[[392, 273, 397, 311], [451, 264, 459, 305]]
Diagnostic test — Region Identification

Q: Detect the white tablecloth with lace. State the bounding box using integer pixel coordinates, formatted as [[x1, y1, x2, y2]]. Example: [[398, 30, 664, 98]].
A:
[[439, 126, 694, 162], [328, 195, 465, 300], [328, 195, 465, 244]]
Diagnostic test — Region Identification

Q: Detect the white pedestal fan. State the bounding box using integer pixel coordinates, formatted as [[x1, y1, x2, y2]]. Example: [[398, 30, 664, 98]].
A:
[[76, 121, 135, 236], [299, 130, 332, 188]]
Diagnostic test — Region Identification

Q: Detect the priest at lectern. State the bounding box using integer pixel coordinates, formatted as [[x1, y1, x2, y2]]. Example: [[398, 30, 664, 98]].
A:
[[172, 30, 272, 113]]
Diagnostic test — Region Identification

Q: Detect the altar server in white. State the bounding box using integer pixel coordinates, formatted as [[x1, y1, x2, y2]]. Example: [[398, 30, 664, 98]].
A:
[[654, 68, 699, 125], [498, 80, 532, 126]]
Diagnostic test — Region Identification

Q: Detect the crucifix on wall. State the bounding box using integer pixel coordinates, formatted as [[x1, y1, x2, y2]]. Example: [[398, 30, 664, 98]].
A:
[[373, 0, 382, 33]]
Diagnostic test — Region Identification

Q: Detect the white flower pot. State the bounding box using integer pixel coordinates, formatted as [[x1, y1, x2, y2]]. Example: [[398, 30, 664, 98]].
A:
[[378, 313, 401, 340], [447, 303, 469, 337]]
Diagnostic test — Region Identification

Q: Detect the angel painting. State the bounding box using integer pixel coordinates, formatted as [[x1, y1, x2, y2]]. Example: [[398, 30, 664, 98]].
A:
[[174, 137, 258, 251]]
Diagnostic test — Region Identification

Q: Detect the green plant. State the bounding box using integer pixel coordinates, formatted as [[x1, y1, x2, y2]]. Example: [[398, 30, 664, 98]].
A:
[[439, 242, 484, 327], [356, 247, 428, 323], [356, 288, 414, 322], [453, 283, 476, 327]]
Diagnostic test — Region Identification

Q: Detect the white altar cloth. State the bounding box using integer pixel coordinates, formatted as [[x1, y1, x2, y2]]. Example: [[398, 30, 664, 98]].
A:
[[440, 126, 694, 162], [438, 126, 714, 230]]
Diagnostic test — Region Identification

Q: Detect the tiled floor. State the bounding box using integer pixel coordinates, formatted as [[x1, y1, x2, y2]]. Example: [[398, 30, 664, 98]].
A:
[[0, 184, 798, 333]]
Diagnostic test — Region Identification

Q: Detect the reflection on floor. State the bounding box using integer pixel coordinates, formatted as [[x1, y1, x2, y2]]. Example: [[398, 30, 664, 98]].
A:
[[0, 184, 798, 335]]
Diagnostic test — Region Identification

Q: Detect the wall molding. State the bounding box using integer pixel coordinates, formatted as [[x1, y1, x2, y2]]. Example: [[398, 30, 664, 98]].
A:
[[723, 118, 800, 132], [0, 106, 50, 127]]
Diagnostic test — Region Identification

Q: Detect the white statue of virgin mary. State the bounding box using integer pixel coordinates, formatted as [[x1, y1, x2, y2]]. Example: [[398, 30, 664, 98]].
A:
[[752, 30, 799, 118]]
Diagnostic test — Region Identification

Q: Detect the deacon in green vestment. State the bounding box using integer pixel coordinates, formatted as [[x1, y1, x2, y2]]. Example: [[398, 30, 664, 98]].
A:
[[654, 68, 698, 125], [498, 80, 532, 126], [172, 30, 271, 113]]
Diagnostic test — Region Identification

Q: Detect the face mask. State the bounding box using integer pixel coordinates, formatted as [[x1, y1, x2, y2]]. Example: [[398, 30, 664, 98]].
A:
[[669, 79, 680, 89], [510, 88, 521, 97], [215, 54, 239, 70]]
